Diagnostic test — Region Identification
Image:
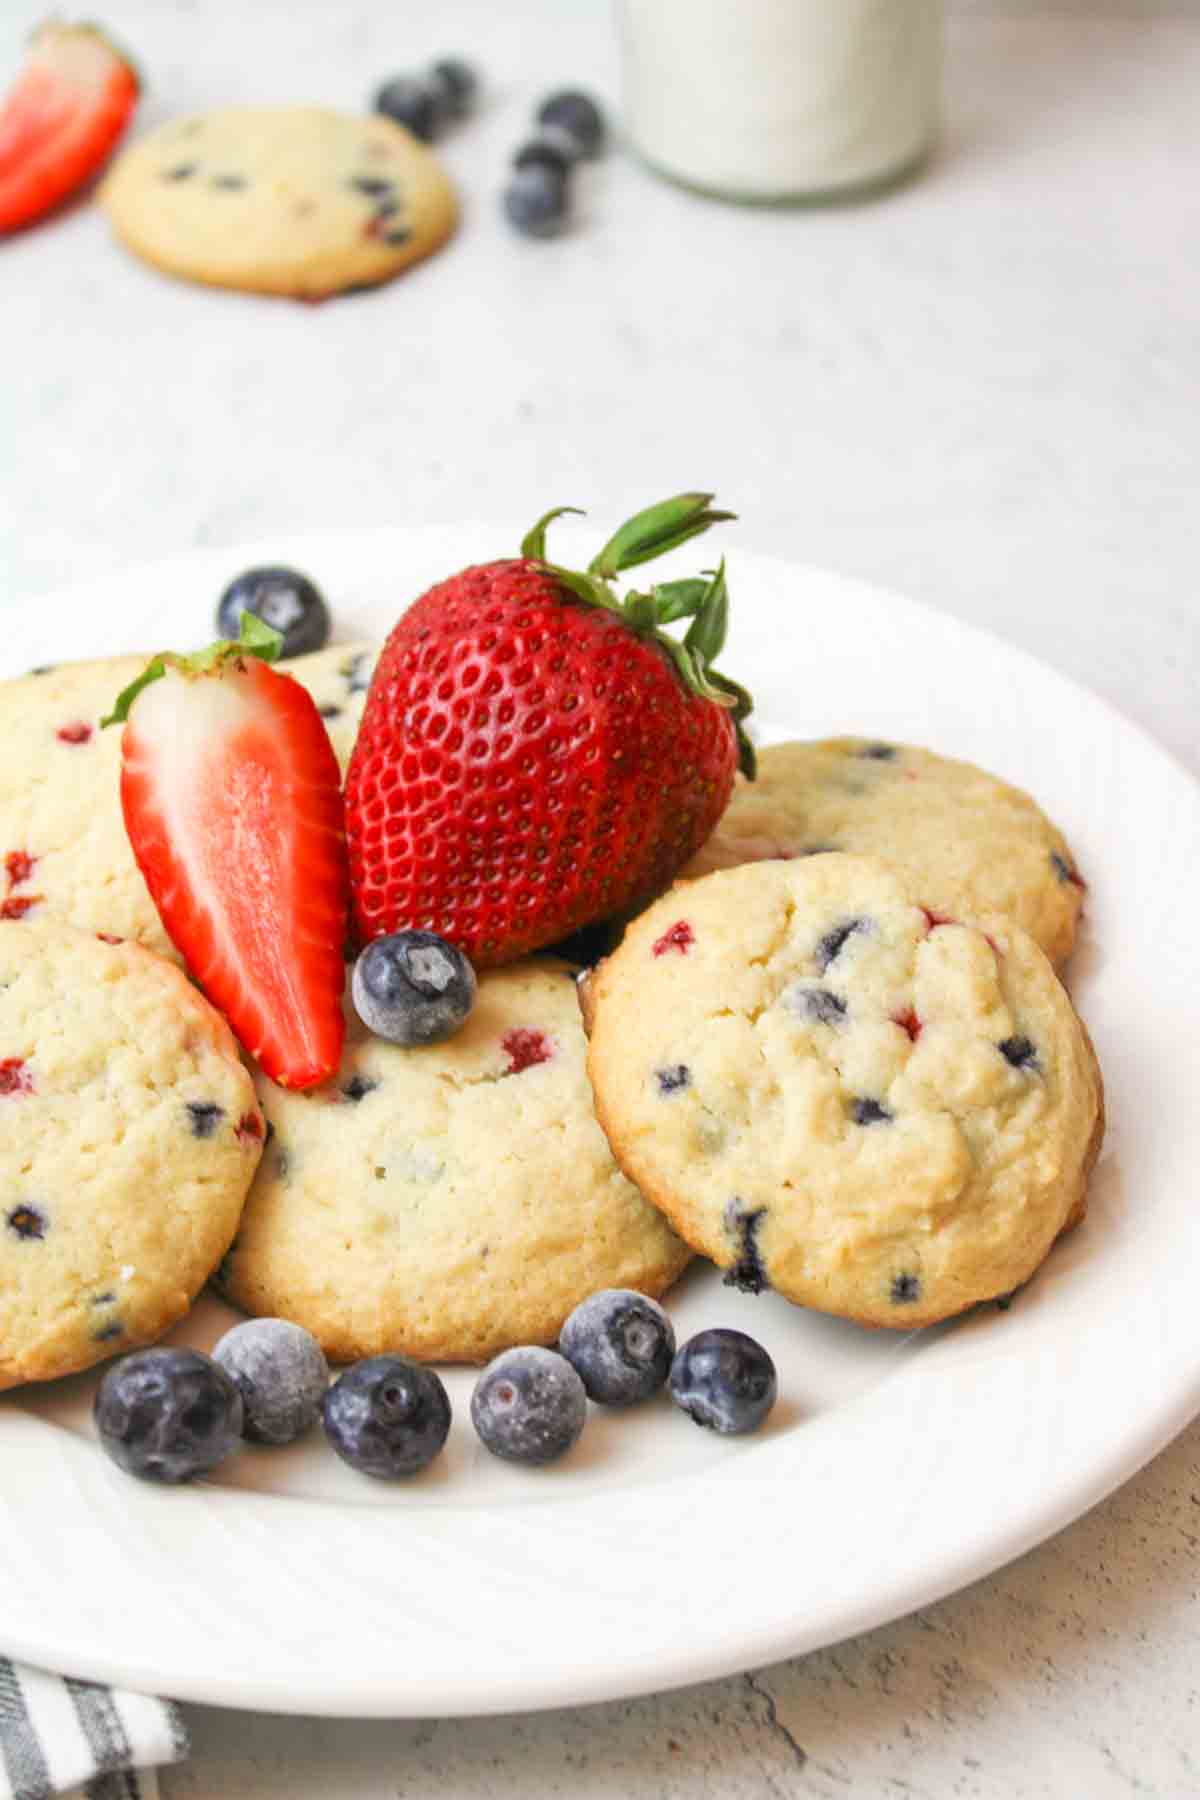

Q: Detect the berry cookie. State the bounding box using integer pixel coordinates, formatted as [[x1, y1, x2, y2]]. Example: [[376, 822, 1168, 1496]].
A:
[[283, 641, 377, 771], [218, 959, 691, 1364], [586, 855, 1103, 1331], [685, 739, 1086, 968], [101, 108, 457, 299], [0, 921, 264, 1389], [0, 646, 374, 956]]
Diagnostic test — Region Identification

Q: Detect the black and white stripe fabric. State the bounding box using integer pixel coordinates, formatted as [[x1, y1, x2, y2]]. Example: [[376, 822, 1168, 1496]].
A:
[[0, 1658, 187, 1800]]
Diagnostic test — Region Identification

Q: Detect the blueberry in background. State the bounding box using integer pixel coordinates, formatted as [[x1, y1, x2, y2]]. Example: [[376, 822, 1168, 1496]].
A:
[[351, 929, 477, 1047], [428, 58, 477, 120], [212, 1318, 329, 1446], [216, 565, 330, 659], [93, 1347, 244, 1483], [503, 162, 569, 239], [373, 75, 438, 142], [471, 1346, 587, 1465], [668, 1328, 777, 1436], [536, 90, 606, 158], [559, 1289, 674, 1406], [513, 139, 574, 182], [322, 1355, 451, 1478]]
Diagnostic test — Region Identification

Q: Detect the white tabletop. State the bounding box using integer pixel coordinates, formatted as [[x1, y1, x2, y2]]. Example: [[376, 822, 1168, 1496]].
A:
[[5, 1, 1199, 1794]]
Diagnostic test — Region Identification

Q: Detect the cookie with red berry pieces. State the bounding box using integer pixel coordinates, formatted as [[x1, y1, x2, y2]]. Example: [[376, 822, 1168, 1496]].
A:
[[0, 654, 174, 955], [586, 854, 1103, 1331], [100, 108, 456, 299], [0, 921, 264, 1390], [218, 959, 690, 1364], [283, 642, 377, 771], [684, 739, 1086, 969], [0, 646, 370, 956]]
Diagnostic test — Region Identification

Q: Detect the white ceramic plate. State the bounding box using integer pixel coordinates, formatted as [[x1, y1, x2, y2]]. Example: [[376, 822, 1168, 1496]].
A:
[[2, 526, 1198, 1718]]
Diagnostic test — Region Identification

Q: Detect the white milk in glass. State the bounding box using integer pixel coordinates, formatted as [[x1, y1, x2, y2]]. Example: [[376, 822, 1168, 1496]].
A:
[[618, 0, 942, 202]]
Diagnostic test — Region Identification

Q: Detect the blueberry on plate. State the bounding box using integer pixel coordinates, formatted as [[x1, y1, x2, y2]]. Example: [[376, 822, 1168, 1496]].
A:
[[322, 1356, 451, 1478], [216, 565, 330, 659], [212, 1317, 329, 1446], [93, 1347, 243, 1482], [428, 57, 477, 119], [668, 1328, 777, 1436], [351, 930, 477, 1047], [535, 89, 606, 158], [471, 1346, 586, 1465], [373, 75, 438, 142], [502, 163, 568, 239], [559, 1289, 674, 1406]]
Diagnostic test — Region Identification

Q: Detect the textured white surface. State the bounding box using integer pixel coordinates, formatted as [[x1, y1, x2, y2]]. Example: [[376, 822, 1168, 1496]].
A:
[[2, 0, 1199, 1793]]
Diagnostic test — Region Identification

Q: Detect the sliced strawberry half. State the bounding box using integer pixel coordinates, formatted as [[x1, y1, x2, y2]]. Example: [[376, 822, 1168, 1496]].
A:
[[0, 19, 139, 234], [105, 617, 349, 1090]]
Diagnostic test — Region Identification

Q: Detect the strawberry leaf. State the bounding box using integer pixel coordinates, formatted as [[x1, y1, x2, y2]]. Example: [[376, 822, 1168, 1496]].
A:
[[520, 506, 585, 561], [587, 494, 736, 580], [683, 561, 729, 665], [101, 613, 284, 727]]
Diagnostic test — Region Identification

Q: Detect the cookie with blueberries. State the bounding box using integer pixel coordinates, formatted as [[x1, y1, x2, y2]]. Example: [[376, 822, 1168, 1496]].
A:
[[685, 739, 1087, 969], [219, 959, 690, 1365], [101, 107, 457, 299], [586, 854, 1104, 1331], [0, 922, 264, 1390], [0, 644, 375, 957]]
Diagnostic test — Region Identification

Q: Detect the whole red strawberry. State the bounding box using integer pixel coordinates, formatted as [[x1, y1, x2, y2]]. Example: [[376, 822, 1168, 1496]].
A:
[[345, 494, 755, 966]]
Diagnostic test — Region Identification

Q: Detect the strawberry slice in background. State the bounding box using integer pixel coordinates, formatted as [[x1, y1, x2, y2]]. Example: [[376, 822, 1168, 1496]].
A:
[[0, 18, 139, 235], [105, 617, 349, 1091]]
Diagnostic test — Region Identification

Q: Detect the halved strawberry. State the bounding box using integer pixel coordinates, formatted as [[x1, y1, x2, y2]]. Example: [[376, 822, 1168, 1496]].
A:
[[105, 617, 349, 1090], [0, 19, 139, 234]]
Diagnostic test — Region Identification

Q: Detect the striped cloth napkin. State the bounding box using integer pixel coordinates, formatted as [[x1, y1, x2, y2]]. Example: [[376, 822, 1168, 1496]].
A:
[[0, 1658, 187, 1800]]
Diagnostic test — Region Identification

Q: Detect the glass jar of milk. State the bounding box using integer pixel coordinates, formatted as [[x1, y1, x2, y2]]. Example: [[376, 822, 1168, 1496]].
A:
[[617, 0, 942, 203]]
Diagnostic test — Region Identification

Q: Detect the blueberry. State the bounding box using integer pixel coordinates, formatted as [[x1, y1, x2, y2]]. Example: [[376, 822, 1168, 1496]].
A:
[[535, 89, 606, 158], [788, 985, 846, 1026], [815, 917, 868, 972], [322, 1356, 451, 1478], [655, 1063, 691, 1095], [373, 75, 438, 142], [471, 1347, 587, 1464], [668, 1329, 777, 1436], [559, 1290, 674, 1406], [93, 1348, 243, 1483], [999, 1034, 1039, 1071], [186, 1101, 224, 1139], [212, 1318, 329, 1446], [513, 138, 573, 181], [216, 566, 330, 659], [502, 164, 568, 239], [428, 57, 477, 119], [890, 1272, 921, 1305], [722, 1202, 769, 1294], [352, 930, 477, 1047], [851, 1097, 893, 1125], [860, 742, 896, 761], [6, 1203, 46, 1240]]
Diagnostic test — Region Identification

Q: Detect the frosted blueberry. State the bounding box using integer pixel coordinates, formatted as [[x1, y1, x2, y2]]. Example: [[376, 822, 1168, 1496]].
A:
[[352, 930, 477, 1047], [471, 1347, 586, 1465], [212, 1318, 330, 1446], [559, 1290, 674, 1406]]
